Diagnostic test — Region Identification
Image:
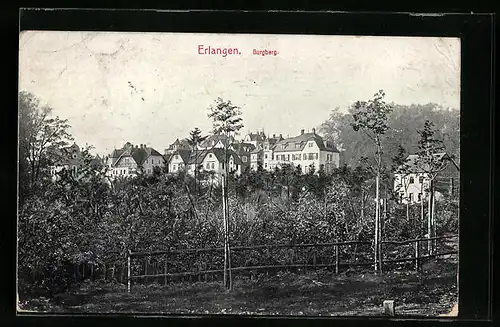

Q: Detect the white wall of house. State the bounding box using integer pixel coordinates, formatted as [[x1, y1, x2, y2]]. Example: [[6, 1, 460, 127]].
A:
[[168, 154, 187, 173], [394, 172, 430, 203]]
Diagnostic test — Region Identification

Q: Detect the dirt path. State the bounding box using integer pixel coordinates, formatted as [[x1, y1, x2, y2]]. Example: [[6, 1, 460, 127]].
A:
[[19, 259, 458, 317]]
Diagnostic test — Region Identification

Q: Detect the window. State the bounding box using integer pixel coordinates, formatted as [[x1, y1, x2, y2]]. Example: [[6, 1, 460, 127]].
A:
[[308, 153, 314, 160], [418, 193, 422, 201], [173, 164, 177, 170], [303, 153, 307, 160], [211, 163, 215, 169], [265, 163, 268, 168], [409, 193, 413, 202], [242, 156, 247, 162], [175, 155, 179, 159], [315, 153, 318, 160], [209, 154, 213, 158], [265, 154, 268, 159], [286, 154, 290, 161], [206, 163, 210, 169], [418, 176, 424, 183], [309, 142, 313, 147], [409, 177, 415, 184]]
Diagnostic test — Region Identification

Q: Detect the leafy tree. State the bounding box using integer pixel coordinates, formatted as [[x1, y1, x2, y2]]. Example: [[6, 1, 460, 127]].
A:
[[350, 90, 393, 273], [18, 91, 73, 203], [414, 120, 455, 253], [207, 97, 244, 291]]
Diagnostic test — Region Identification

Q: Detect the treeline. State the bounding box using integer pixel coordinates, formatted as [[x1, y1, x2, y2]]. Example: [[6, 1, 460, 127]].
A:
[[320, 103, 460, 168]]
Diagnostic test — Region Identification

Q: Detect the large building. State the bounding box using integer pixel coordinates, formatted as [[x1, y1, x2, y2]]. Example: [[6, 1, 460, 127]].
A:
[[249, 129, 340, 174], [105, 142, 165, 180]]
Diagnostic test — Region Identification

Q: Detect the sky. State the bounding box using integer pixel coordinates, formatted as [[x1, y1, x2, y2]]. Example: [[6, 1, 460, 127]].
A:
[[19, 32, 460, 156]]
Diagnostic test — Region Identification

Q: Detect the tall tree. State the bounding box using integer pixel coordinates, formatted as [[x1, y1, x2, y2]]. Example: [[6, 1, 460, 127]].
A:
[[187, 127, 207, 196], [207, 97, 243, 291], [18, 91, 73, 202], [414, 120, 454, 253], [350, 90, 393, 273]]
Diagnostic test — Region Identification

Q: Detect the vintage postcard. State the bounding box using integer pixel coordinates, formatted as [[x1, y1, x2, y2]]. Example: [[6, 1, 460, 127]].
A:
[[18, 31, 460, 317]]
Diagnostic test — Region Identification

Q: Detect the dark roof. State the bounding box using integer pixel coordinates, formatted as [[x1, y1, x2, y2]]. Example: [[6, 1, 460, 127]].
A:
[[110, 145, 164, 166], [246, 133, 266, 142], [166, 149, 192, 164], [187, 149, 209, 165], [273, 133, 339, 153], [199, 134, 234, 148], [250, 147, 263, 154], [231, 142, 256, 154], [264, 136, 283, 146]]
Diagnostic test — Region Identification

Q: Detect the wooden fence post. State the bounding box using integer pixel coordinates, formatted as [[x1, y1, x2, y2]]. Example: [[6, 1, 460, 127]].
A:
[[127, 250, 131, 293], [164, 257, 168, 286], [335, 245, 339, 274], [379, 242, 384, 274], [414, 240, 420, 272]]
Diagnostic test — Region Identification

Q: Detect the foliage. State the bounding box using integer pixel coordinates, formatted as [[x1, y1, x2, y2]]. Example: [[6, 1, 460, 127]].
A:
[[18, 91, 74, 203], [320, 103, 460, 168]]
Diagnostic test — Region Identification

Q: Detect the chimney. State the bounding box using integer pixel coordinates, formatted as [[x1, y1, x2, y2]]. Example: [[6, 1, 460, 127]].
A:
[[135, 145, 138, 148], [312, 128, 316, 134], [279, 134, 282, 138], [301, 129, 305, 135], [273, 134, 276, 138]]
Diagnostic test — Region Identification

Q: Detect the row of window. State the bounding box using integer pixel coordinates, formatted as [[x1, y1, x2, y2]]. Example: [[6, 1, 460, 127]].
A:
[[274, 153, 319, 161], [409, 176, 425, 184]]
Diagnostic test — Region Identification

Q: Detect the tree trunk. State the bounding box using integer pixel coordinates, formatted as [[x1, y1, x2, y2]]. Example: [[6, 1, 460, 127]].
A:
[[427, 179, 434, 254], [222, 173, 228, 289], [374, 174, 380, 273], [432, 188, 437, 251], [420, 194, 425, 233], [406, 202, 410, 221]]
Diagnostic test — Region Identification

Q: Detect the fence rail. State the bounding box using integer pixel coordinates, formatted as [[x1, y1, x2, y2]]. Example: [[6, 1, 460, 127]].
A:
[[124, 234, 458, 292]]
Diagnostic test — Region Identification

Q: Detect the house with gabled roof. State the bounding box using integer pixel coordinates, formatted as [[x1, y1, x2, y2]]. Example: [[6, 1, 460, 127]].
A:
[[165, 149, 192, 174], [268, 129, 340, 173], [393, 152, 459, 204], [197, 134, 235, 150], [243, 131, 266, 148], [165, 138, 191, 155], [105, 142, 166, 180], [48, 142, 83, 180]]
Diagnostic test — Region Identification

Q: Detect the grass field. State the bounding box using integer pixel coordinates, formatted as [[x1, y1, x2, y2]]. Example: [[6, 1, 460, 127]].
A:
[[18, 257, 457, 317]]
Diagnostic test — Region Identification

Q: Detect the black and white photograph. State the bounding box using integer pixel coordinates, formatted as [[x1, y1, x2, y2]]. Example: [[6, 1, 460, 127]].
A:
[[17, 30, 460, 317]]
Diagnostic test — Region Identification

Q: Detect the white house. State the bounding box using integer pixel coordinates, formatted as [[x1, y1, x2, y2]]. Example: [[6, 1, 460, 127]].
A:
[[268, 129, 340, 174], [393, 152, 459, 204], [105, 142, 165, 180]]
